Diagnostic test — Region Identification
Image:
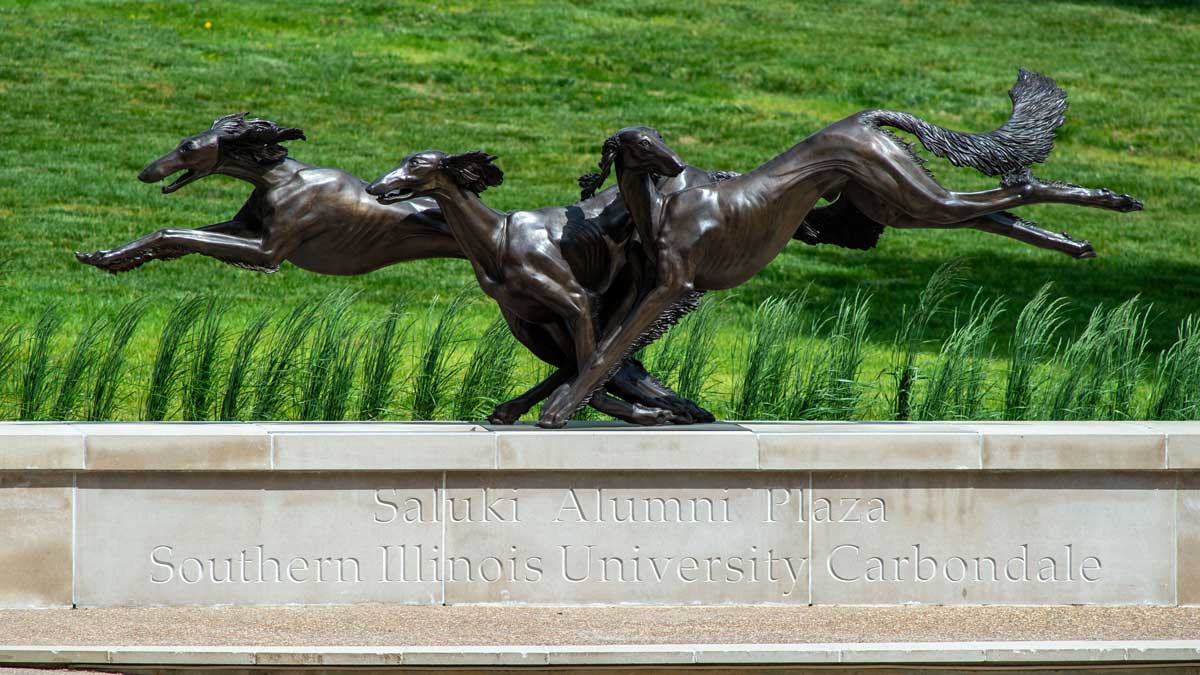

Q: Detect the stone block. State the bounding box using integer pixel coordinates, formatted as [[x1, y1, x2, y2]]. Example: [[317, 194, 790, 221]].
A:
[[400, 647, 549, 667], [971, 422, 1166, 470], [267, 423, 493, 471], [1144, 422, 1200, 469], [442, 471, 810, 604], [547, 646, 696, 665], [747, 422, 980, 470], [80, 423, 270, 471], [837, 642, 986, 663], [75, 472, 444, 606], [691, 645, 840, 664], [0, 473, 73, 607], [809, 471, 1175, 605], [981, 642, 1128, 663], [107, 647, 257, 665], [0, 647, 111, 665], [1179, 473, 1200, 605], [494, 423, 757, 470], [0, 424, 84, 470]]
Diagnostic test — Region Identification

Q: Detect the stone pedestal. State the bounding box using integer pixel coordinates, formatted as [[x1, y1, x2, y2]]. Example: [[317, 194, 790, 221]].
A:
[[0, 421, 1195, 608]]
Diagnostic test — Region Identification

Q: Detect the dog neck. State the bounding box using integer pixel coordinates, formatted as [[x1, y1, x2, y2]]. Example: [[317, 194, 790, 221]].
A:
[[424, 183, 507, 282], [216, 157, 300, 191]]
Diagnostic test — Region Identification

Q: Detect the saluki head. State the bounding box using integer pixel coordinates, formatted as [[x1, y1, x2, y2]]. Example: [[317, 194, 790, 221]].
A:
[[367, 150, 503, 204], [138, 113, 306, 193], [578, 126, 685, 199]]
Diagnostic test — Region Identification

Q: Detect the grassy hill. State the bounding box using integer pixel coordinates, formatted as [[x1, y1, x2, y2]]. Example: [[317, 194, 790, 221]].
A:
[[0, 0, 1197, 420]]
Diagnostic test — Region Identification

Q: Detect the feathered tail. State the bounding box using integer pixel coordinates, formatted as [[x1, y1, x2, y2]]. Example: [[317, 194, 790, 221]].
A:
[[863, 69, 1068, 181]]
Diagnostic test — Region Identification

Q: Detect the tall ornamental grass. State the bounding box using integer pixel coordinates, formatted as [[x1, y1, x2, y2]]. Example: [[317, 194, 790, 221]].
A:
[[914, 293, 1004, 421], [19, 306, 64, 420], [454, 317, 521, 421], [181, 297, 227, 421], [642, 295, 720, 403], [218, 309, 270, 421], [0, 326, 19, 403], [888, 259, 966, 420], [0, 272, 1193, 423], [143, 297, 206, 421], [1146, 316, 1200, 420], [250, 302, 320, 420], [1003, 284, 1069, 420], [87, 300, 148, 421], [411, 290, 470, 420], [781, 291, 872, 420], [49, 315, 105, 420], [730, 294, 804, 420], [298, 292, 359, 421], [1037, 298, 1153, 420], [357, 300, 411, 421]]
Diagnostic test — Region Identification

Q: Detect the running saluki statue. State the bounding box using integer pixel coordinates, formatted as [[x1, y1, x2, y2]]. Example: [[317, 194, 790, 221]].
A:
[[535, 70, 1143, 427], [74, 113, 710, 424], [75, 113, 860, 424], [77, 69, 1144, 427]]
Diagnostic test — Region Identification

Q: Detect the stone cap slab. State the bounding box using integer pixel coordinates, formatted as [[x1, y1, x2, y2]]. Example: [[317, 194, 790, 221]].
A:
[[746, 422, 981, 470], [963, 421, 1168, 470], [73, 423, 270, 471], [0, 424, 84, 470], [0, 421, 1197, 472], [264, 422, 492, 471], [3, 641, 1200, 667], [1146, 422, 1200, 469], [488, 421, 758, 470]]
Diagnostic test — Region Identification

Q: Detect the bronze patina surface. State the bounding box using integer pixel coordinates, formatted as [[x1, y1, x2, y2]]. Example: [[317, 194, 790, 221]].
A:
[[536, 70, 1143, 427], [74, 115, 710, 423], [77, 70, 1144, 427]]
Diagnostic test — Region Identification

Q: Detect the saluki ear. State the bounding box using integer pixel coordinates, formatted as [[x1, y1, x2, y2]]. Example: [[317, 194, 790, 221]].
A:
[[441, 151, 504, 193], [273, 126, 307, 143], [210, 113, 306, 164], [578, 134, 620, 200], [211, 112, 250, 132]]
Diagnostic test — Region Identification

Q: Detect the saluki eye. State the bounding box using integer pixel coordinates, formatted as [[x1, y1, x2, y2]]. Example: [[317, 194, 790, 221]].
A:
[[639, 139, 651, 148]]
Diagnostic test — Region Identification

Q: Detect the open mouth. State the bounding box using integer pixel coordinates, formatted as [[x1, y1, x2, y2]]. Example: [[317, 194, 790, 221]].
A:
[[376, 188, 415, 204], [160, 169, 200, 194]]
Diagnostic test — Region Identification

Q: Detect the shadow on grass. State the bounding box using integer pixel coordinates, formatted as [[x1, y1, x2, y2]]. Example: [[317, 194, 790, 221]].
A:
[[748, 242, 1200, 355]]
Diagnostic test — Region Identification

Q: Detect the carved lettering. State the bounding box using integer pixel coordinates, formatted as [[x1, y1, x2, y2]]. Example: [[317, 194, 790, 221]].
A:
[[825, 543, 1102, 584], [146, 545, 363, 585], [142, 483, 1108, 601], [556, 489, 730, 523]]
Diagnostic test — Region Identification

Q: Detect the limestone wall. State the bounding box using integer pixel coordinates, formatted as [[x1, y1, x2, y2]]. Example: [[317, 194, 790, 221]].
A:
[[1, 421, 1196, 608]]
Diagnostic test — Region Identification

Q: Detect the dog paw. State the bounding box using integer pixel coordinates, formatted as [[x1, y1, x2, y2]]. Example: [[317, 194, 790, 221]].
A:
[[1099, 189, 1143, 212], [487, 401, 525, 425], [630, 404, 673, 426], [75, 250, 105, 266], [1117, 193, 1144, 212], [536, 384, 574, 429]]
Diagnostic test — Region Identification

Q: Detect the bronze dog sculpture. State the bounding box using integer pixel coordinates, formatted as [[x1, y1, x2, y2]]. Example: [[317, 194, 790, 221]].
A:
[[74, 114, 711, 424], [537, 70, 1144, 427], [365, 141, 834, 425], [366, 150, 711, 425], [76, 113, 460, 276]]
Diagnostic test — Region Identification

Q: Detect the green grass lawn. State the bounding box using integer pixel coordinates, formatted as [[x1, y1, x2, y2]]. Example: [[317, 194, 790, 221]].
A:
[[0, 0, 1197, 421]]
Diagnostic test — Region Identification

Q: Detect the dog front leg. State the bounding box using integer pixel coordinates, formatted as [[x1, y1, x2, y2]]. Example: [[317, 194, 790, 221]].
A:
[[76, 221, 282, 273]]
